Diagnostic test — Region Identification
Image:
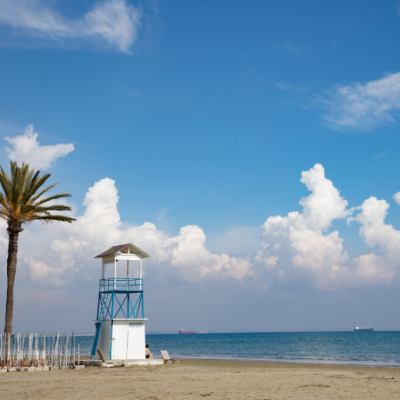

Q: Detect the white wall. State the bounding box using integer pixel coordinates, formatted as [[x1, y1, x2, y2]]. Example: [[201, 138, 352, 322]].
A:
[[97, 320, 144, 360], [95, 319, 146, 360], [103, 264, 115, 280]]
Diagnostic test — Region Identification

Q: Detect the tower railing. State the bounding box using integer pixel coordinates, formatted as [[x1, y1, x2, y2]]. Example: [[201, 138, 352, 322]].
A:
[[99, 278, 143, 292]]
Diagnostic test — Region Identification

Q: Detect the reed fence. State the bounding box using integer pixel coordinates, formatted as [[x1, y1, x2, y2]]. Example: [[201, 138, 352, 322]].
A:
[[0, 332, 79, 369]]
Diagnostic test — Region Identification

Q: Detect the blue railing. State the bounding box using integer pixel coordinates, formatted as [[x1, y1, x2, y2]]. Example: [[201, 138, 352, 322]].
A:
[[99, 278, 143, 292]]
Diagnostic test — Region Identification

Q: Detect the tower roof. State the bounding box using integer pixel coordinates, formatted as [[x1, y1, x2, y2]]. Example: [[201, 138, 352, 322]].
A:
[[94, 243, 150, 259]]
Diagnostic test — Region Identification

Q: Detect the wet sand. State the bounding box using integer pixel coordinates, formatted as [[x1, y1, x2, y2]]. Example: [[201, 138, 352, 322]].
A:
[[1, 358, 400, 399]]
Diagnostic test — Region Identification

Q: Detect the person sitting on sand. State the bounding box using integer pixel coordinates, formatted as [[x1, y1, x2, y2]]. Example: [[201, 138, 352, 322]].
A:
[[145, 344, 153, 359]]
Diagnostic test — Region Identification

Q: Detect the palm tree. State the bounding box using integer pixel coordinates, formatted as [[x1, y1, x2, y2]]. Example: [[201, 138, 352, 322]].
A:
[[0, 161, 76, 356]]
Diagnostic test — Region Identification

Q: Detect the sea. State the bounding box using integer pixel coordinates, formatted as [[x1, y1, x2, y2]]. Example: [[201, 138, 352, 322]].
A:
[[75, 331, 400, 367]]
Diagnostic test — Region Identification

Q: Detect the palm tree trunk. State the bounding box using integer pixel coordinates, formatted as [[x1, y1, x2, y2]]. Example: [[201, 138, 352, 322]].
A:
[[4, 223, 23, 361]]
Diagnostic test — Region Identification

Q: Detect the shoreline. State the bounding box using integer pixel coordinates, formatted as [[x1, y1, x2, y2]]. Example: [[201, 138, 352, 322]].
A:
[[164, 355, 400, 368], [78, 354, 400, 369], [177, 357, 400, 370]]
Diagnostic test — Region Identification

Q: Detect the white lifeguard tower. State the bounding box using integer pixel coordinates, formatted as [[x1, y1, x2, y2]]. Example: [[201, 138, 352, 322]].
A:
[[90, 243, 149, 361]]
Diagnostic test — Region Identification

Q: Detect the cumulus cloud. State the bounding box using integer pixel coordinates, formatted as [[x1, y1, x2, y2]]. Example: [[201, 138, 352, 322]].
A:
[[320, 72, 400, 130], [1, 163, 400, 295], [0, 0, 141, 53], [0, 178, 253, 289], [259, 164, 350, 289], [258, 164, 400, 289], [4, 124, 74, 170], [352, 197, 399, 284]]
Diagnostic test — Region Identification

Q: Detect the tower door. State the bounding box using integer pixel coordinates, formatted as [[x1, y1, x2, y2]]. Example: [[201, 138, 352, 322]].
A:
[[110, 321, 145, 360], [127, 322, 146, 359], [111, 321, 128, 360]]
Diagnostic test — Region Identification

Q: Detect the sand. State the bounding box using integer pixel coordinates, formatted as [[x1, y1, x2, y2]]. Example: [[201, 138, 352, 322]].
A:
[[1, 359, 400, 399]]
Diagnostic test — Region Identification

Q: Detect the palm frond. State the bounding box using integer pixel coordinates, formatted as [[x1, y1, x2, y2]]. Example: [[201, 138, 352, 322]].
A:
[[34, 193, 71, 207], [32, 215, 76, 223], [0, 167, 12, 200], [0, 161, 75, 227], [23, 205, 72, 215], [25, 173, 51, 202], [29, 182, 59, 204], [38, 205, 72, 212], [22, 170, 40, 203]]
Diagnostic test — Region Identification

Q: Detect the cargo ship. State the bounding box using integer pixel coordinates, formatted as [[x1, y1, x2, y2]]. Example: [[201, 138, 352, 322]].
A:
[[179, 329, 196, 334], [354, 326, 374, 332]]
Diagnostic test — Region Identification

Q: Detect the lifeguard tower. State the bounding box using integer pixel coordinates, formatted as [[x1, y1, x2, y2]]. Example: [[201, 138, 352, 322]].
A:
[[91, 243, 149, 361]]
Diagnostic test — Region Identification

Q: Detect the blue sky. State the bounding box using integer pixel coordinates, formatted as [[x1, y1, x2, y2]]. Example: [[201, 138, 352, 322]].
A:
[[1, 0, 400, 333]]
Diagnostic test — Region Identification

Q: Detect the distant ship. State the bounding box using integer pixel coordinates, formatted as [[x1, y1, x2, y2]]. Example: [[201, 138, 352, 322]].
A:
[[354, 326, 374, 332], [179, 329, 196, 334]]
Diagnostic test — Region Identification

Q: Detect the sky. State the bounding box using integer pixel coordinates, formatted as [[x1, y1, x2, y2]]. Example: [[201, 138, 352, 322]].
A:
[[1, 0, 400, 333]]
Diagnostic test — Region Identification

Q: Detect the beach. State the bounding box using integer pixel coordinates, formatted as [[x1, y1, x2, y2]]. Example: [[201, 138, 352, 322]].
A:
[[1, 359, 400, 399]]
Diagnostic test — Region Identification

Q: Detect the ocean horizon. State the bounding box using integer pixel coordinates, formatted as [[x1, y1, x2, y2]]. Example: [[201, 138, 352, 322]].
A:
[[73, 331, 400, 367]]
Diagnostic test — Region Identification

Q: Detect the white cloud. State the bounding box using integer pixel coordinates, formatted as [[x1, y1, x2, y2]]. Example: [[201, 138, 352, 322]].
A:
[[207, 226, 262, 255], [0, 178, 253, 289], [255, 251, 278, 270], [321, 72, 400, 130], [0, 0, 141, 53], [258, 164, 400, 289], [4, 124, 74, 170], [298, 164, 350, 230], [393, 192, 400, 205], [259, 164, 350, 289], [352, 197, 399, 284], [24, 256, 65, 287], [1, 163, 400, 295]]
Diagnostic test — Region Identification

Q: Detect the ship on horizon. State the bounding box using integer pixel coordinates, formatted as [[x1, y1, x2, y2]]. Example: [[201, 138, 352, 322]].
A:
[[179, 329, 196, 334], [354, 326, 374, 332]]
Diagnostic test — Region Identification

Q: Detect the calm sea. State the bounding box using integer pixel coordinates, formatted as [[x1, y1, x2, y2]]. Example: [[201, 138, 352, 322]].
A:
[[75, 331, 400, 367]]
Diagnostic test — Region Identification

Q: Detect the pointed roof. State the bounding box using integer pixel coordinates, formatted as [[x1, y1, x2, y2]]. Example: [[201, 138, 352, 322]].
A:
[[94, 243, 150, 259]]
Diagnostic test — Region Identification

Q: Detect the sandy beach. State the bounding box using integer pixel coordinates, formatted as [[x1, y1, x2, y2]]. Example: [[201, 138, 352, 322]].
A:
[[1, 359, 400, 399]]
